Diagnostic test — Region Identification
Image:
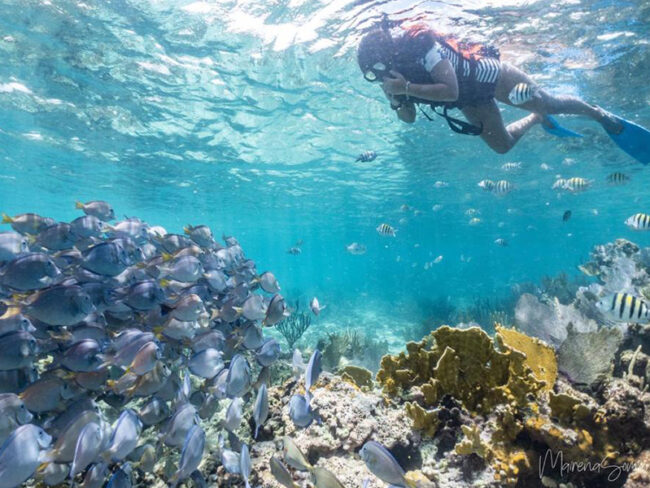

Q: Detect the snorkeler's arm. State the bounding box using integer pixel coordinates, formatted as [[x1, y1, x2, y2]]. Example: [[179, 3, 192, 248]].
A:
[[383, 60, 458, 103], [395, 102, 416, 123], [384, 88, 415, 123], [407, 59, 459, 103]]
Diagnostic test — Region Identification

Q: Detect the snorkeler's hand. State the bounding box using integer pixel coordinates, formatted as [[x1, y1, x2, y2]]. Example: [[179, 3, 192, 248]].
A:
[[382, 70, 407, 96]]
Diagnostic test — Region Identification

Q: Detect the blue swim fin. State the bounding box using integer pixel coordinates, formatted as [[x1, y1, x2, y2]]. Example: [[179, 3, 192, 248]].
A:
[[542, 115, 584, 138], [607, 115, 650, 165]]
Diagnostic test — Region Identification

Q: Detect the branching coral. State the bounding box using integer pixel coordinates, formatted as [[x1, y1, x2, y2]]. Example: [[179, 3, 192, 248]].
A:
[[276, 310, 311, 349], [377, 326, 548, 413]]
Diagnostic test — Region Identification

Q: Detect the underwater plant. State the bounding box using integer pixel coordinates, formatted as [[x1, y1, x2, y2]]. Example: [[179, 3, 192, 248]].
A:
[[276, 302, 312, 349]]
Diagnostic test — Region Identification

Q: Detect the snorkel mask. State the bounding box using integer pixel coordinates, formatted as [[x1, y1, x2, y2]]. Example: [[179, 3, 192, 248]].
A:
[[363, 61, 392, 82], [358, 16, 395, 83]]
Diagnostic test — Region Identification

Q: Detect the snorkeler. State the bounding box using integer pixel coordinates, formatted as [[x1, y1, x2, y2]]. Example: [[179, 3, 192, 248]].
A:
[[357, 19, 650, 163]]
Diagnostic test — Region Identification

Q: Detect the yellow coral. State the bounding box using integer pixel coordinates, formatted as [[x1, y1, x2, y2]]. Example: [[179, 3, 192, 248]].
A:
[[455, 424, 490, 458], [496, 325, 557, 392], [376, 326, 546, 414], [405, 402, 440, 437], [339, 365, 373, 389]]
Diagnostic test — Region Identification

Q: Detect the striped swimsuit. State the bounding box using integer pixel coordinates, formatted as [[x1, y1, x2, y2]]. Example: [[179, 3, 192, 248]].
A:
[[394, 28, 502, 108]]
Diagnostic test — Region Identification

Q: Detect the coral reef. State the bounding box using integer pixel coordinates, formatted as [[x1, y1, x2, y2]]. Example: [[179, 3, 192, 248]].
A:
[[376, 326, 548, 412], [375, 321, 650, 487], [339, 365, 373, 389]]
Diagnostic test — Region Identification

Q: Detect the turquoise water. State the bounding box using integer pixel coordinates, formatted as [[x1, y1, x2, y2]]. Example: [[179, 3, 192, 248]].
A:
[[0, 0, 648, 329]]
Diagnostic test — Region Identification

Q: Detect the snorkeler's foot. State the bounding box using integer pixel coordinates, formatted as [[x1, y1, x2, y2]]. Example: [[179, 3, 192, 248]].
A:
[[595, 106, 624, 135]]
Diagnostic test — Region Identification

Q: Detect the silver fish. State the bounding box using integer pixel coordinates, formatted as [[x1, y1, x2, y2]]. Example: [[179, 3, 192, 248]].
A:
[[0, 393, 33, 444], [0, 330, 38, 371], [283, 436, 312, 472], [156, 317, 200, 341], [257, 271, 280, 293], [138, 396, 171, 426], [191, 330, 225, 353], [359, 440, 414, 488], [256, 338, 281, 367], [221, 448, 241, 474], [111, 280, 165, 311], [69, 421, 103, 480], [81, 241, 130, 277], [170, 424, 205, 488], [81, 462, 109, 488], [159, 255, 204, 283], [270, 456, 298, 488], [222, 397, 244, 433], [203, 269, 228, 293], [226, 354, 251, 398], [61, 339, 102, 372], [162, 403, 199, 447], [0, 232, 28, 262], [70, 215, 103, 239], [189, 348, 224, 379], [22, 284, 94, 326], [35, 223, 77, 250], [240, 444, 251, 488], [264, 294, 290, 326], [312, 467, 346, 488], [129, 443, 156, 473], [75, 201, 115, 221], [309, 297, 325, 316], [239, 294, 267, 321], [126, 341, 160, 375], [253, 383, 269, 439], [105, 409, 142, 462], [170, 293, 207, 322], [289, 394, 315, 428], [2, 213, 55, 235], [19, 377, 71, 413], [184, 224, 214, 247], [0, 424, 52, 488], [305, 349, 322, 402], [0, 253, 61, 291]]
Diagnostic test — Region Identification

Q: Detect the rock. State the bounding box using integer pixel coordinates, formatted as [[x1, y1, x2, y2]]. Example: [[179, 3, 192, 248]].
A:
[[623, 449, 650, 487]]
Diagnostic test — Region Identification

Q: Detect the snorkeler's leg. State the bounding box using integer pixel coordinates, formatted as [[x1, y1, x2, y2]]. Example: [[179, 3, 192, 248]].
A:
[[462, 100, 542, 154], [494, 63, 621, 133]]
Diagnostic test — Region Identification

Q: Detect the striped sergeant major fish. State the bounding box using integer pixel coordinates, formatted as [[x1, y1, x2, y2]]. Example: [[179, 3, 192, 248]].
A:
[[492, 180, 513, 195], [478, 179, 495, 191], [356, 151, 377, 162], [564, 177, 591, 192], [501, 162, 522, 171], [596, 293, 650, 323], [607, 172, 629, 185], [553, 177, 590, 192], [376, 223, 396, 237], [507, 83, 541, 105], [625, 213, 650, 230]]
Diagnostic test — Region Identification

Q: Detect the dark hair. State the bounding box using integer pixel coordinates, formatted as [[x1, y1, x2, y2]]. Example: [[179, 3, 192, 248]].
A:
[[357, 29, 394, 74]]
